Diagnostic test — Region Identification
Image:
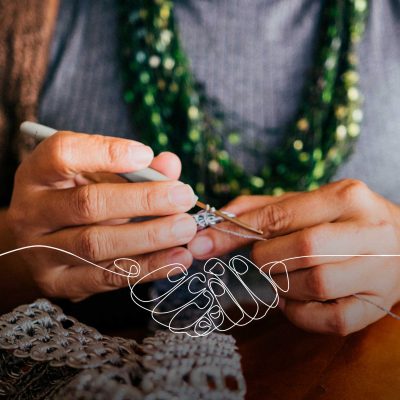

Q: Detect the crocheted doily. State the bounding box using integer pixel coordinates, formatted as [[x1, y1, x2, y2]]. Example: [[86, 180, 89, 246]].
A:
[[0, 299, 245, 399]]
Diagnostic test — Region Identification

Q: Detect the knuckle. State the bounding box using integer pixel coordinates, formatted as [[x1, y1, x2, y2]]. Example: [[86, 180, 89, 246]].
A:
[[104, 138, 125, 165], [46, 132, 72, 174], [338, 179, 370, 204], [78, 227, 103, 260], [331, 307, 351, 336], [298, 228, 318, 256], [306, 267, 330, 300], [143, 224, 159, 248], [139, 187, 157, 213], [73, 185, 101, 223], [258, 203, 291, 235], [101, 265, 126, 288]]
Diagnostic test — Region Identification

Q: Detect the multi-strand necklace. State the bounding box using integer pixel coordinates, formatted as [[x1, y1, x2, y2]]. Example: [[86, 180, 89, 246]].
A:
[[118, 0, 369, 205]]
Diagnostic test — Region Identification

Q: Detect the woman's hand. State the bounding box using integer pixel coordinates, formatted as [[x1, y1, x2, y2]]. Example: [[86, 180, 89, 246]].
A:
[[6, 131, 198, 301], [188, 179, 400, 335]]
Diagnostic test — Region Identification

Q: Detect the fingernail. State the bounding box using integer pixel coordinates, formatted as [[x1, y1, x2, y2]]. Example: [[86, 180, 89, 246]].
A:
[[189, 236, 214, 257], [130, 145, 153, 165], [172, 216, 196, 240], [169, 184, 197, 207]]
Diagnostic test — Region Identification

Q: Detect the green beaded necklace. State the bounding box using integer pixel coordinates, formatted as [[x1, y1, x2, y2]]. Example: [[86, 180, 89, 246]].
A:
[[119, 0, 369, 206]]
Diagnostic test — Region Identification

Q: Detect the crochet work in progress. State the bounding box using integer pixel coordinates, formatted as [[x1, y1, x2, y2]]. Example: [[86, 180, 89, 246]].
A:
[[0, 299, 245, 399]]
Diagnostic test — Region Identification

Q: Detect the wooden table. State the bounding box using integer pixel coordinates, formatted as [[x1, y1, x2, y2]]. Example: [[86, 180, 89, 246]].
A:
[[101, 288, 400, 400], [234, 304, 400, 400]]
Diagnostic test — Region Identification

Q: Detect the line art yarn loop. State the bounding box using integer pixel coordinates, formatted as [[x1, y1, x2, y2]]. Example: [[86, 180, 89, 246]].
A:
[[129, 255, 289, 337], [1, 247, 400, 337]]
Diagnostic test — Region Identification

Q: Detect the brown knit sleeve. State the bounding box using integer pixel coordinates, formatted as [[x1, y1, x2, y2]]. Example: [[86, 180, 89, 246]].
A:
[[0, 0, 59, 206]]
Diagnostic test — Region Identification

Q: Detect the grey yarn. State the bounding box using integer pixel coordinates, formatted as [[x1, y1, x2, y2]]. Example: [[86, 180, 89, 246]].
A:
[[0, 299, 246, 400]]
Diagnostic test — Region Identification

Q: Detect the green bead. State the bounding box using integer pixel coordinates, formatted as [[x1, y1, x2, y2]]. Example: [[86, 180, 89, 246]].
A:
[[151, 112, 162, 125], [355, 0, 367, 12], [312, 161, 325, 179], [189, 129, 200, 142], [272, 187, 285, 196], [188, 106, 199, 120], [250, 176, 265, 189], [299, 152, 310, 163], [139, 72, 150, 84], [293, 139, 303, 151], [347, 87, 359, 101], [336, 125, 347, 140], [228, 132, 241, 145], [158, 132, 168, 145], [313, 148, 323, 161], [144, 92, 155, 105], [218, 150, 229, 161], [348, 123, 360, 137], [163, 57, 175, 70], [196, 182, 205, 195], [308, 182, 319, 191]]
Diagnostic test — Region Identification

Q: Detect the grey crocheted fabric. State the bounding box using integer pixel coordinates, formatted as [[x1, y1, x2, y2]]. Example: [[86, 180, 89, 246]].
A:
[[0, 299, 245, 399]]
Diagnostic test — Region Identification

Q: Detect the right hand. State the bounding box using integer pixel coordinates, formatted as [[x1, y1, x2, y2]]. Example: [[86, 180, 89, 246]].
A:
[[6, 131, 198, 301]]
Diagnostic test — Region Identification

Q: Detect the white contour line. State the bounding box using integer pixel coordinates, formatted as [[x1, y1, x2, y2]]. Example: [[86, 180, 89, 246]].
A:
[[1, 246, 400, 336]]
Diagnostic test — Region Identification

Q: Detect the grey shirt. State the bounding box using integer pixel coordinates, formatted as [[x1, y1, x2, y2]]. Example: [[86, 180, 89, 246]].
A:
[[39, 0, 400, 202]]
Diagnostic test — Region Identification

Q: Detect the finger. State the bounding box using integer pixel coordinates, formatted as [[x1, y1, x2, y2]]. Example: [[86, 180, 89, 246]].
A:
[[150, 151, 182, 180], [188, 195, 289, 259], [253, 221, 395, 272], [42, 213, 197, 263], [275, 256, 382, 301], [79, 152, 182, 185], [55, 246, 193, 301], [77, 172, 128, 184], [220, 195, 275, 215], [26, 131, 154, 184], [188, 180, 373, 259], [40, 181, 197, 229], [281, 295, 389, 335], [220, 192, 299, 215]]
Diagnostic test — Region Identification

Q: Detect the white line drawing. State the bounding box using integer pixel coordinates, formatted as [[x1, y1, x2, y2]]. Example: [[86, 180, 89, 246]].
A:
[[1, 246, 400, 336], [128, 255, 289, 337], [0, 245, 139, 278]]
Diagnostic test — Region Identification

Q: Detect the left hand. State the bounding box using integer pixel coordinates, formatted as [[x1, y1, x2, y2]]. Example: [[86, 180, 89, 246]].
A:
[[188, 179, 400, 335]]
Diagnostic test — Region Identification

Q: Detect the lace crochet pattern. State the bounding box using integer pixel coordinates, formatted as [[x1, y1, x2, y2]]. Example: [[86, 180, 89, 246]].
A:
[[0, 299, 245, 399]]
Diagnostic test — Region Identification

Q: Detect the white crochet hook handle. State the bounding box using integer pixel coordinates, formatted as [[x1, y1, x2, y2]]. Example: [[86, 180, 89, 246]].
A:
[[20, 121, 263, 235]]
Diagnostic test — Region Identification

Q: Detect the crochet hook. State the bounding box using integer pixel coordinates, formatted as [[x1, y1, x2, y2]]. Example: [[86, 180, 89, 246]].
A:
[[20, 121, 264, 235]]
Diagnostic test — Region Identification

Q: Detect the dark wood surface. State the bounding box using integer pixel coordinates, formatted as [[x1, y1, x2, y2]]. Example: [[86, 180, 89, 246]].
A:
[[233, 304, 400, 400], [108, 304, 400, 400]]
